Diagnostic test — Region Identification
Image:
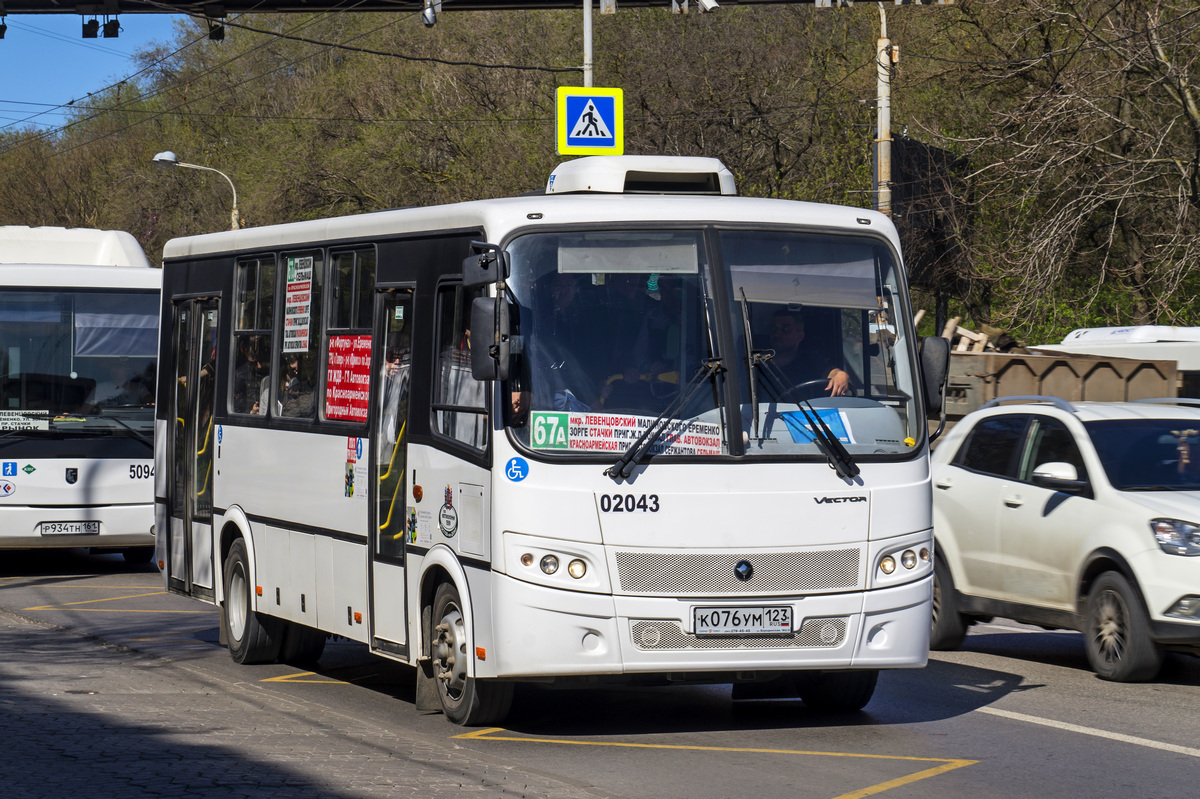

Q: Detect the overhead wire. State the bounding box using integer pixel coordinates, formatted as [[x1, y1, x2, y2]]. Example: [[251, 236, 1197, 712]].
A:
[[138, 0, 585, 73]]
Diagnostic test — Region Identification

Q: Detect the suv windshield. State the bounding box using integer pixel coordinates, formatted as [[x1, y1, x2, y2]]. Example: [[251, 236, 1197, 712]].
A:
[[503, 228, 919, 460], [0, 289, 157, 441], [1086, 418, 1200, 491]]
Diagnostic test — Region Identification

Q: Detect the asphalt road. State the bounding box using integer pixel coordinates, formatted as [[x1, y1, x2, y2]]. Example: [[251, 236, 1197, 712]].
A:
[[2, 548, 1198, 799]]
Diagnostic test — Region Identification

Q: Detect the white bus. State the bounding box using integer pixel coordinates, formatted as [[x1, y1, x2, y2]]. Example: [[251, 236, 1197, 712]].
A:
[[155, 156, 949, 724], [0, 226, 160, 561]]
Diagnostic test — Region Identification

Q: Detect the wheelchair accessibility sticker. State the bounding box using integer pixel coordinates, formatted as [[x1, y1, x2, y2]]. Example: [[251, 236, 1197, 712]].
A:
[[506, 457, 529, 482]]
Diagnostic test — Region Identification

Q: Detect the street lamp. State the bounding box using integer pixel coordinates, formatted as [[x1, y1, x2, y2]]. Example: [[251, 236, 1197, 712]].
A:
[[152, 151, 241, 231]]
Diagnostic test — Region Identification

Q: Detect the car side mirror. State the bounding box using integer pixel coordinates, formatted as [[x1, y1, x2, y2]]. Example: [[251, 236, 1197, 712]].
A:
[[470, 297, 510, 381], [1032, 461, 1088, 493]]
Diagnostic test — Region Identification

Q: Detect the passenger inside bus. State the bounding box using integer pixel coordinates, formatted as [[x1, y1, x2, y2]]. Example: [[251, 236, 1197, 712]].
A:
[[233, 336, 270, 414], [597, 273, 672, 411]]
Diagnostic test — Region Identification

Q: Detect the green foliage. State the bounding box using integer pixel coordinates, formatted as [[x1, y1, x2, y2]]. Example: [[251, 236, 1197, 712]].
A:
[[0, 2, 1197, 346]]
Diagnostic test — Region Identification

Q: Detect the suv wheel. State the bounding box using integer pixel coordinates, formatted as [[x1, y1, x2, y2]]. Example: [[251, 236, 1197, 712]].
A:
[[1084, 571, 1164, 682], [931, 556, 968, 651]]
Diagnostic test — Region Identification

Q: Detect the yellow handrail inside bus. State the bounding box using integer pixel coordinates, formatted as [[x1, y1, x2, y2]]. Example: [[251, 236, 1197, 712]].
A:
[[378, 422, 406, 533]]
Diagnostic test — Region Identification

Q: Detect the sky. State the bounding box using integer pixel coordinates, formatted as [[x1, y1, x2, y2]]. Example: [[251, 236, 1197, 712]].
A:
[[0, 13, 183, 132]]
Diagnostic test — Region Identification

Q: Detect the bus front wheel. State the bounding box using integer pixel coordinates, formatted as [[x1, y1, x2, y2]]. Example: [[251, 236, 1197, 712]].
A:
[[795, 670, 878, 711], [223, 538, 282, 664], [430, 582, 512, 725]]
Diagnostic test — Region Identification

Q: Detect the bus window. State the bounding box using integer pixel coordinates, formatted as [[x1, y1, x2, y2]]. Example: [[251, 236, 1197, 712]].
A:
[[432, 284, 487, 449], [232, 256, 275, 415], [277, 251, 324, 419], [324, 249, 376, 424], [331, 249, 376, 330]]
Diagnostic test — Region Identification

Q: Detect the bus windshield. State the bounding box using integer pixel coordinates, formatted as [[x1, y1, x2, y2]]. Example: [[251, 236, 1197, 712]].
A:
[[504, 228, 919, 459], [0, 289, 158, 438]]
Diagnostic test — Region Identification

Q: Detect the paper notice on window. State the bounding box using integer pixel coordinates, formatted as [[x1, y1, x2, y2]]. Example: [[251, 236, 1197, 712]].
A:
[[283, 256, 314, 353]]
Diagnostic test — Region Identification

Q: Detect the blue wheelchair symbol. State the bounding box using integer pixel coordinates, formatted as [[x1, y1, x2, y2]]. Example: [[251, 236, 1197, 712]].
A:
[[506, 457, 529, 482]]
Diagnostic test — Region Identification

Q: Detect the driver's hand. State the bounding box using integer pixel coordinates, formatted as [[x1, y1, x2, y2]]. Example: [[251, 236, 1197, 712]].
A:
[[826, 369, 850, 397]]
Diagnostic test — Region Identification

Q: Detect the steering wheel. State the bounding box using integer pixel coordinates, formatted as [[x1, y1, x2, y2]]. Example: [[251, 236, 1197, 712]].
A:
[[787, 379, 830, 400]]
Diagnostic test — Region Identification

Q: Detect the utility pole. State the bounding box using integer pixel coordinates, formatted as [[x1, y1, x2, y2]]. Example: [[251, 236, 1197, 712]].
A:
[[875, 2, 892, 218], [583, 0, 593, 87]]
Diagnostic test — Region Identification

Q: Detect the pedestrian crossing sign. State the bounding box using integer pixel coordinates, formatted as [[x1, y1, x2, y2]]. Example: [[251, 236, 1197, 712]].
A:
[[557, 87, 624, 156]]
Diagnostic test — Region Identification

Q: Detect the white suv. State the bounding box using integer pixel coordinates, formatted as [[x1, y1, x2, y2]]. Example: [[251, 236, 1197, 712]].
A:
[[930, 396, 1200, 681]]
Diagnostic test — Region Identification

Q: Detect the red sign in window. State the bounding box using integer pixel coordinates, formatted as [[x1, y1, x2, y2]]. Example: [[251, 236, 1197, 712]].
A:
[[326, 334, 372, 422]]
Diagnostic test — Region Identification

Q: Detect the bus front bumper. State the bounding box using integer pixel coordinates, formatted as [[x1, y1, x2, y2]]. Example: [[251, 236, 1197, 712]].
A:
[[0, 503, 155, 549], [486, 572, 931, 679]]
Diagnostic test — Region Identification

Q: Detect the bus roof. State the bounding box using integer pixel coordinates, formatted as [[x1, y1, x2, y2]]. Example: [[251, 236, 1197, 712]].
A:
[[162, 157, 897, 261], [0, 226, 152, 269], [163, 193, 897, 260]]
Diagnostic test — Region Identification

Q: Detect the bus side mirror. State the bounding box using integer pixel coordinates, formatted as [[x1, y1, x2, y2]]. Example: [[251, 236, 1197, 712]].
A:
[[919, 335, 950, 415], [470, 297, 510, 381], [462, 242, 509, 287]]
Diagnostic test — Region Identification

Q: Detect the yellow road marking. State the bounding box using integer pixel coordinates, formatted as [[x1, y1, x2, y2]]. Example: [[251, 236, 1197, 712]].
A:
[[454, 728, 976, 799], [24, 590, 168, 611], [261, 671, 350, 685]]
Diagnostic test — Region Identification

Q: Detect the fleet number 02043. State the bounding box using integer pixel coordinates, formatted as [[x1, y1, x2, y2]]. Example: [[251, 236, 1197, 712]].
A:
[[599, 493, 660, 513]]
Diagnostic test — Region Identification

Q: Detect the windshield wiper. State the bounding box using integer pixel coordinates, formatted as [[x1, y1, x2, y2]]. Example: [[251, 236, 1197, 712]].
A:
[[752, 353, 859, 480], [101, 412, 154, 449], [738, 289, 760, 441], [605, 358, 723, 481]]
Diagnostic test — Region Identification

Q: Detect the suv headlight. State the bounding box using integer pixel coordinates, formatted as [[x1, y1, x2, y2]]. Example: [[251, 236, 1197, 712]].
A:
[[1150, 518, 1200, 556]]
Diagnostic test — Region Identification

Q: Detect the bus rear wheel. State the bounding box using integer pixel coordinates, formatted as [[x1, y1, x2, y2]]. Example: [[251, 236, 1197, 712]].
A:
[[430, 582, 512, 726], [223, 538, 282, 664], [279, 622, 327, 667]]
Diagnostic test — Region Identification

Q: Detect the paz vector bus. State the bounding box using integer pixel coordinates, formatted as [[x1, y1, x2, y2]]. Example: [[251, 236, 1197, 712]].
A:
[[0, 226, 159, 561], [154, 156, 950, 725]]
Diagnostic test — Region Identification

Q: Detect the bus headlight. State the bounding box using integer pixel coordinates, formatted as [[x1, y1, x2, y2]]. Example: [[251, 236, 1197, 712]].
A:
[[506, 533, 610, 594], [873, 535, 934, 588]]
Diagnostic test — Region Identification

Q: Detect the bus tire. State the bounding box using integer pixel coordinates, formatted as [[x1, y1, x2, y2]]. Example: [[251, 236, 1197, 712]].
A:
[[795, 670, 878, 711], [431, 581, 513, 726], [1084, 571, 1164, 682], [279, 622, 327, 667], [122, 546, 154, 564], [930, 556, 968, 651], [223, 538, 282, 665]]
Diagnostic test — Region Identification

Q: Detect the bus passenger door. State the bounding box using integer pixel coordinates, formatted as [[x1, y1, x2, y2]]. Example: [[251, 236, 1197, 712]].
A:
[[165, 299, 219, 598], [369, 289, 413, 652]]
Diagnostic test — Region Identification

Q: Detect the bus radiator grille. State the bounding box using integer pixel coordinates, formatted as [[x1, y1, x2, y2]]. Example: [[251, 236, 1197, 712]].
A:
[[629, 618, 849, 650], [614, 550, 860, 595]]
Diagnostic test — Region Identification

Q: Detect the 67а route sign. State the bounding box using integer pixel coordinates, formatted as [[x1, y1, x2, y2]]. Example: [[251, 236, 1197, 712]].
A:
[[557, 87, 624, 156]]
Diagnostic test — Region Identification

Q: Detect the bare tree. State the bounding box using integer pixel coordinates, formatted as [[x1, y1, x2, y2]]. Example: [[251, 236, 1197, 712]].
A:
[[927, 0, 1200, 336]]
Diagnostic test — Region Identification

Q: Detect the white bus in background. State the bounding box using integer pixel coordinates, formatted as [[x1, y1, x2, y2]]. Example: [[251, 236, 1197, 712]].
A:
[[0, 227, 160, 562], [156, 156, 950, 725]]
